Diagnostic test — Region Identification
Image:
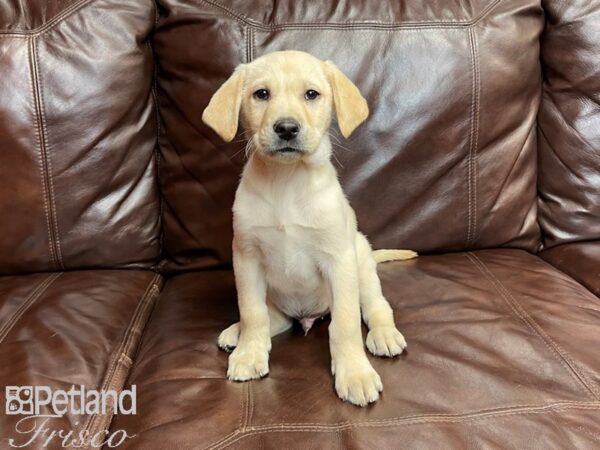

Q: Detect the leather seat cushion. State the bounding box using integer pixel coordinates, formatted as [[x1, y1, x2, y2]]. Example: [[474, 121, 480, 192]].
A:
[[109, 249, 600, 449], [0, 270, 161, 448]]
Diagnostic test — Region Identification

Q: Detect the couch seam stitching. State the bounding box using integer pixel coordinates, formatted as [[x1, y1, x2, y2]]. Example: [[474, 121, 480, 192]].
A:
[[147, 38, 164, 270], [466, 27, 480, 248], [100, 274, 166, 443], [238, 383, 244, 430], [250, 25, 255, 62], [34, 36, 64, 269], [0, 0, 504, 37], [248, 26, 466, 32], [466, 29, 475, 247], [121, 275, 165, 372], [148, 0, 168, 274], [206, 431, 242, 450], [230, 401, 600, 430], [243, 26, 250, 64], [28, 36, 60, 270], [209, 402, 600, 449], [81, 275, 161, 446], [247, 381, 254, 428], [243, 26, 248, 64], [240, 383, 247, 430], [198, 0, 502, 30], [0, 273, 62, 343], [472, 29, 480, 244], [27, 36, 55, 268], [467, 252, 600, 400], [79, 273, 162, 448], [0, 0, 95, 36], [244, 382, 251, 429]]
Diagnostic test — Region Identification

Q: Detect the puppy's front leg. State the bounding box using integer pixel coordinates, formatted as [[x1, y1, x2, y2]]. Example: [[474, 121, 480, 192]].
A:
[[328, 247, 383, 406], [227, 238, 271, 381]]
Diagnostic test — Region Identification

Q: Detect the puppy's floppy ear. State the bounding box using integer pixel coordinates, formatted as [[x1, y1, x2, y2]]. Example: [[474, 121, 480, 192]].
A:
[[324, 61, 369, 138], [202, 65, 246, 142]]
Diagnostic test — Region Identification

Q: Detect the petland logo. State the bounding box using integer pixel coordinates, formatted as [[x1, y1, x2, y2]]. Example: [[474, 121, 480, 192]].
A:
[[5, 385, 136, 416], [4, 385, 137, 448]]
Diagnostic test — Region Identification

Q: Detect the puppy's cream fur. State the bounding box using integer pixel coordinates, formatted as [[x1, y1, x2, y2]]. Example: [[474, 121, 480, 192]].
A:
[[203, 50, 416, 406]]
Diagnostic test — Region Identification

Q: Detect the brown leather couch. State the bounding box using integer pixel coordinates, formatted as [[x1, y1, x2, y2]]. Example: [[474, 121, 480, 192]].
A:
[[1, 0, 599, 449]]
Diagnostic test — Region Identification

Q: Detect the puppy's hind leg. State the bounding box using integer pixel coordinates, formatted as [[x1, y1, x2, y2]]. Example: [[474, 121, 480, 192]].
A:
[[355, 233, 408, 357], [218, 302, 292, 352]]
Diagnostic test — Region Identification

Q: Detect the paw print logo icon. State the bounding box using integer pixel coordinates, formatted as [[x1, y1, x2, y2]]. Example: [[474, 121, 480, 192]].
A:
[[5, 386, 34, 415]]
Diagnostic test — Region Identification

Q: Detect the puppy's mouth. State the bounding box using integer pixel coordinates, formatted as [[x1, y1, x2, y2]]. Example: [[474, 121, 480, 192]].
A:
[[276, 147, 301, 153], [270, 146, 304, 155]]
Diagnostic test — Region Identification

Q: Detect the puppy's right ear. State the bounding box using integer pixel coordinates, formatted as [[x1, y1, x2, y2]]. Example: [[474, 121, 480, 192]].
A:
[[202, 66, 246, 142]]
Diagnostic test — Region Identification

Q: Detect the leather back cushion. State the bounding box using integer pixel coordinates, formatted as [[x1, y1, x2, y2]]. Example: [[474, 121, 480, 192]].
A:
[[155, 0, 544, 271], [537, 0, 600, 248], [0, 0, 161, 274]]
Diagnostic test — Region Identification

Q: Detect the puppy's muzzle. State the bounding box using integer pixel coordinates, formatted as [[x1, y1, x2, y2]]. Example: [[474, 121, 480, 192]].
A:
[[273, 119, 300, 141]]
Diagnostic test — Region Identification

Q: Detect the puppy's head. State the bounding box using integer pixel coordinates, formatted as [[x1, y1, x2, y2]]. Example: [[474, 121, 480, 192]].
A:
[[202, 50, 369, 163]]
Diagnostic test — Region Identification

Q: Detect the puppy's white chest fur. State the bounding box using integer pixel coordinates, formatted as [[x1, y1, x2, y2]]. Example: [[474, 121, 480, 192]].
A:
[[260, 223, 320, 290], [259, 221, 329, 320], [233, 158, 349, 320]]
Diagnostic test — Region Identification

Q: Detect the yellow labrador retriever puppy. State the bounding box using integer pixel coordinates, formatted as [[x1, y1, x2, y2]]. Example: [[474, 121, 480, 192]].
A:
[[202, 50, 416, 406]]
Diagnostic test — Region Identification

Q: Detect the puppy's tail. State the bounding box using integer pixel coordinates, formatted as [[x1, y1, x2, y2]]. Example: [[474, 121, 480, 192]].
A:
[[372, 249, 418, 264]]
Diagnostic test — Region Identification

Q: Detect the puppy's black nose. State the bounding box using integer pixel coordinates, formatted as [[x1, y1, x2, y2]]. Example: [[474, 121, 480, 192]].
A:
[[274, 119, 300, 141]]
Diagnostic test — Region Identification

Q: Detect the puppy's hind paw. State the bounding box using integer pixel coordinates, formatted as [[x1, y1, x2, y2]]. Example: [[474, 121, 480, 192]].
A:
[[366, 326, 407, 357]]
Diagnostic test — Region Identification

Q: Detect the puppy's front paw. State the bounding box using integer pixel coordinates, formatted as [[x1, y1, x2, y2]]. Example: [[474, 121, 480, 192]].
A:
[[227, 344, 269, 381], [333, 358, 383, 407], [218, 323, 240, 352], [366, 326, 407, 357]]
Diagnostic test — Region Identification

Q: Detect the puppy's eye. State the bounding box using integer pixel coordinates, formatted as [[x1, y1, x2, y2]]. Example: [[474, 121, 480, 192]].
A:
[[304, 89, 320, 100], [253, 89, 270, 100]]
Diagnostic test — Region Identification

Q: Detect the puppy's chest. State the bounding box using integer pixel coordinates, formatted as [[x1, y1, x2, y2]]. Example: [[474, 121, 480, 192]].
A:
[[255, 220, 330, 321], [239, 199, 331, 290], [251, 211, 322, 279]]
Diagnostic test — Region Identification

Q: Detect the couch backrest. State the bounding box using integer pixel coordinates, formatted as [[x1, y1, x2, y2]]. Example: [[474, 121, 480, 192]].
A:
[[537, 0, 600, 249], [5, 0, 591, 275], [154, 0, 544, 272], [0, 0, 161, 274]]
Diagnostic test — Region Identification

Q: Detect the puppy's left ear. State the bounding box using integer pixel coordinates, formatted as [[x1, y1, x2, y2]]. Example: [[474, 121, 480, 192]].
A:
[[202, 65, 246, 142], [324, 61, 369, 138]]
